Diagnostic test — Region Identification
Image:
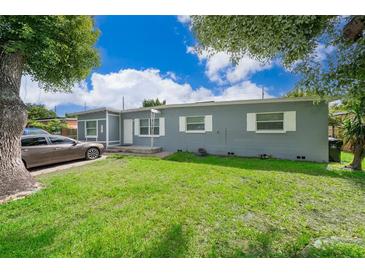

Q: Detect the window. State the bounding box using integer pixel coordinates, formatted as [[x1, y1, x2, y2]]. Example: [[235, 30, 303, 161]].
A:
[[21, 137, 48, 146], [151, 118, 159, 135], [86, 121, 97, 136], [49, 136, 75, 145], [186, 116, 205, 132], [256, 112, 284, 131], [139, 118, 159, 136], [23, 128, 50, 135], [139, 119, 150, 135]]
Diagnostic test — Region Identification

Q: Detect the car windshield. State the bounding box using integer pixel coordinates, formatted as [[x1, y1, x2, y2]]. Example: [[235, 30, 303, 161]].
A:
[[23, 128, 50, 135]]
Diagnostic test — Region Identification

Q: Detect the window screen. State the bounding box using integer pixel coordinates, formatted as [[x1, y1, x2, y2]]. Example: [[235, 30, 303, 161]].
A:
[[186, 116, 205, 131], [256, 113, 284, 131]]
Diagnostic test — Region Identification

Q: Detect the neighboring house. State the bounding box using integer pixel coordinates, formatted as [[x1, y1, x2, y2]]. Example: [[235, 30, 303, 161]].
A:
[[70, 97, 329, 162], [34, 117, 78, 138]]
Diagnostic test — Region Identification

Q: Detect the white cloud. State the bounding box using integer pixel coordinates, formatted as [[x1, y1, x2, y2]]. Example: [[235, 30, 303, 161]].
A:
[[314, 43, 336, 62], [20, 69, 274, 112], [177, 15, 191, 24], [226, 56, 272, 84], [215, 81, 273, 101], [187, 46, 271, 85]]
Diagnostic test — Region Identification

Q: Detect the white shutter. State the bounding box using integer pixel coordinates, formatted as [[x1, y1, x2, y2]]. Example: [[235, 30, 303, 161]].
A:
[[247, 113, 256, 131], [284, 111, 296, 131], [159, 117, 165, 136], [205, 115, 212, 132], [134, 119, 140, 135], [179, 116, 186, 132]]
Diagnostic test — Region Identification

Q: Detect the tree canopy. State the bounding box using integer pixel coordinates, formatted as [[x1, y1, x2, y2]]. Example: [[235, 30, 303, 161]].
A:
[[26, 103, 56, 120], [191, 16, 337, 66], [0, 16, 100, 92], [191, 16, 364, 102], [142, 98, 166, 108]]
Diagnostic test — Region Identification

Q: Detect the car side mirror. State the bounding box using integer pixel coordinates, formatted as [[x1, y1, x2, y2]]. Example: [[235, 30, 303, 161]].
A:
[[72, 140, 78, 146]]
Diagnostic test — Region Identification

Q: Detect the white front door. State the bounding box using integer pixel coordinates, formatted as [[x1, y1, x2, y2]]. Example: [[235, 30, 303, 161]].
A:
[[123, 119, 133, 144]]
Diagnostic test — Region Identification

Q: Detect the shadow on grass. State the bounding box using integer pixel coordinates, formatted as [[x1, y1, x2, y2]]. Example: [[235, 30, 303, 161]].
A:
[[143, 223, 189, 258], [164, 152, 365, 183], [0, 228, 57, 257]]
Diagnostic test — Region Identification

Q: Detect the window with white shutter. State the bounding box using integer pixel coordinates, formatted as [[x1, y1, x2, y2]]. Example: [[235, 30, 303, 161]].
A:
[[159, 117, 165, 136], [179, 116, 186, 132]]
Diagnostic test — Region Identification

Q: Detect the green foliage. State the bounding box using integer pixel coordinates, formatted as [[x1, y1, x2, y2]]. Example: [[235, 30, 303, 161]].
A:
[[342, 98, 365, 148], [191, 16, 364, 102], [142, 98, 166, 108], [0, 16, 100, 91], [26, 103, 56, 120], [191, 16, 336, 66], [0, 153, 364, 257], [26, 104, 66, 133], [27, 119, 67, 134]]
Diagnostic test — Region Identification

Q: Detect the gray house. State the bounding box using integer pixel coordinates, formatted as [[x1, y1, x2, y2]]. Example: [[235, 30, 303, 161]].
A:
[[70, 97, 329, 162]]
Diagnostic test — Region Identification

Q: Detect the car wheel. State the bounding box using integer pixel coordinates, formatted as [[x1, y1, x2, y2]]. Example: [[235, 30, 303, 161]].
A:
[[86, 147, 100, 160]]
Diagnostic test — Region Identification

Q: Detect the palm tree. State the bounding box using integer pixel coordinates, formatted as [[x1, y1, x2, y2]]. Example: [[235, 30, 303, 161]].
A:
[[342, 99, 365, 171]]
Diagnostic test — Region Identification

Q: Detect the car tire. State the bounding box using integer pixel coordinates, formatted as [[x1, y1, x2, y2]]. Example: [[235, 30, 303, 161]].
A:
[[85, 147, 100, 160]]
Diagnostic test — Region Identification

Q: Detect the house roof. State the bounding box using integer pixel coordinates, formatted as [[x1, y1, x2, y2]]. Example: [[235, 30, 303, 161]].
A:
[[69, 97, 325, 116], [68, 107, 121, 116], [121, 97, 324, 113], [35, 117, 77, 121]]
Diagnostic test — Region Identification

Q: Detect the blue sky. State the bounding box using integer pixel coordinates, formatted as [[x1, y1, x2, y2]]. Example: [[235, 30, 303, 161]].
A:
[[20, 16, 300, 116]]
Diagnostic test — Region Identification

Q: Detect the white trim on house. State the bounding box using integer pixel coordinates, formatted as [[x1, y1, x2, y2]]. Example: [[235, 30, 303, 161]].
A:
[[134, 119, 140, 136], [159, 117, 165, 136], [106, 110, 109, 147], [179, 116, 186, 132]]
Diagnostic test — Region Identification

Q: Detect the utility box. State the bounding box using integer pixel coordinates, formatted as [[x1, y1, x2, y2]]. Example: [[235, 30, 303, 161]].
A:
[[329, 137, 343, 162]]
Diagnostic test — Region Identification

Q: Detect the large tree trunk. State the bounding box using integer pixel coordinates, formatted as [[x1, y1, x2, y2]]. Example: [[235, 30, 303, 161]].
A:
[[0, 51, 37, 201], [348, 141, 364, 171]]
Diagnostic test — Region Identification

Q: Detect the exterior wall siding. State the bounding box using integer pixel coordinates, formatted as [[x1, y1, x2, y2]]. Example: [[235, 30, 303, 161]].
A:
[[121, 101, 328, 162], [77, 121, 85, 140], [76, 111, 106, 143]]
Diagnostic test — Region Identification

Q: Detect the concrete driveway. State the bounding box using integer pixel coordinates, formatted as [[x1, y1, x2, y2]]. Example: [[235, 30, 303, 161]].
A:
[[30, 155, 107, 176]]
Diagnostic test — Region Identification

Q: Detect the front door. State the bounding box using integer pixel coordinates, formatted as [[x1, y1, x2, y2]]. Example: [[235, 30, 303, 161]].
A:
[[123, 119, 133, 144]]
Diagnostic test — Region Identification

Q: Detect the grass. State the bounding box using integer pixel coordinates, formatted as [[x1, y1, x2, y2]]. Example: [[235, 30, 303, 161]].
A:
[[0, 152, 364, 258]]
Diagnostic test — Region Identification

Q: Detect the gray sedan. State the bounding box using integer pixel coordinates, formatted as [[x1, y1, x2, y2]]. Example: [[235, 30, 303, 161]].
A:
[[21, 135, 104, 169]]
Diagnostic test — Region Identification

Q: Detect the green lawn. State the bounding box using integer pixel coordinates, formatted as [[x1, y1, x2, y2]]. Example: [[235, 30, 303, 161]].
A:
[[0, 152, 364, 258]]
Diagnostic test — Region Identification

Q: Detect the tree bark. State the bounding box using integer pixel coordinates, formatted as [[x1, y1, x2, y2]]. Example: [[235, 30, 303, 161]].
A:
[[348, 141, 364, 171], [0, 51, 37, 201]]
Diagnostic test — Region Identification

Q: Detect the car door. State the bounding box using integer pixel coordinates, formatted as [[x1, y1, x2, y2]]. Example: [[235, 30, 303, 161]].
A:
[[48, 136, 84, 162], [21, 136, 55, 168]]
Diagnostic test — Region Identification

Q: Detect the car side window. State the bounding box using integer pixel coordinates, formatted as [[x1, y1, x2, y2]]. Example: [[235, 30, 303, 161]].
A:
[[49, 136, 74, 145], [21, 137, 48, 146]]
